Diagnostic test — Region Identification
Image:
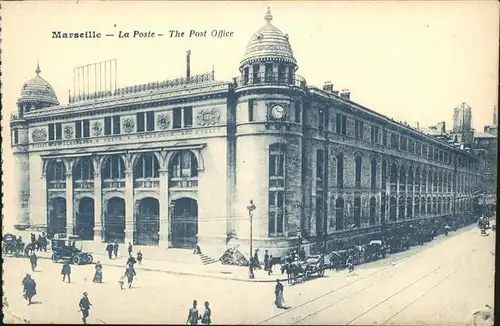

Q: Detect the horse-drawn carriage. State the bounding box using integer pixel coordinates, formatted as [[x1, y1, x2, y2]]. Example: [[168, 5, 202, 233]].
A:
[[286, 254, 326, 284], [386, 236, 410, 253], [51, 234, 93, 265], [363, 240, 387, 262], [2, 233, 27, 257]]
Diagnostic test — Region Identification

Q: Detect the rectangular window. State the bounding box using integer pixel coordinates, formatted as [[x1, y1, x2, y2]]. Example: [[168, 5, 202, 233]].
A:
[[146, 111, 155, 131], [252, 64, 260, 84], [318, 108, 325, 130], [55, 123, 62, 140], [243, 67, 249, 85], [48, 124, 55, 140], [383, 131, 387, 146], [355, 120, 364, 139], [269, 146, 285, 237], [173, 108, 182, 129], [337, 154, 344, 188], [371, 126, 379, 143], [265, 63, 273, 82], [336, 113, 347, 135], [342, 116, 347, 135], [83, 120, 90, 138], [295, 102, 301, 123], [136, 112, 145, 132], [401, 137, 407, 151], [104, 117, 112, 136], [183, 107, 193, 128], [248, 99, 254, 122], [112, 116, 121, 135], [13, 130, 19, 144], [75, 121, 82, 139]]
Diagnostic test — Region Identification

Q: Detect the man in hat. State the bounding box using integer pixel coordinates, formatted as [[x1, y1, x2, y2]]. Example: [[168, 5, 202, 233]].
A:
[[22, 274, 37, 305], [29, 252, 38, 272], [79, 292, 92, 324]]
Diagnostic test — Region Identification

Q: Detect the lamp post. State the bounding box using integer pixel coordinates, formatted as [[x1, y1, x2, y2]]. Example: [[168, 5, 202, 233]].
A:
[[169, 201, 175, 247], [247, 199, 256, 264]]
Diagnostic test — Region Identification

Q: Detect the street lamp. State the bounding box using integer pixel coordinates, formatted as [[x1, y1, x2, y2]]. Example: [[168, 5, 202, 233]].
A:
[[247, 199, 256, 265]]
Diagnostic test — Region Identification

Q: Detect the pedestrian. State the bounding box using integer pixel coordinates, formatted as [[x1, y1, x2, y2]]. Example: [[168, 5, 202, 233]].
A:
[[92, 261, 103, 283], [253, 249, 261, 269], [29, 252, 38, 272], [267, 255, 274, 275], [118, 276, 125, 290], [61, 260, 71, 283], [113, 241, 119, 258], [201, 301, 211, 325], [126, 255, 137, 267], [79, 292, 92, 325], [21, 274, 37, 305], [124, 263, 136, 289], [264, 250, 269, 271], [186, 300, 200, 325], [137, 250, 143, 265], [274, 279, 286, 309], [127, 242, 133, 256], [346, 254, 354, 273], [105, 242, 113, 259]]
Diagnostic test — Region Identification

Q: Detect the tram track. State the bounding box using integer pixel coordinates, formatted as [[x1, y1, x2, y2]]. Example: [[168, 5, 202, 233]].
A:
[[258, 227, 483, 325]]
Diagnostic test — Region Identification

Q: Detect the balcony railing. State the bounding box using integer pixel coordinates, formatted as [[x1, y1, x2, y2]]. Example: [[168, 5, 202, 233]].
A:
[[233, 72, 306, 89], [47, 180, 66, 189], [74, 180, 94, 189], [103, 179, 125, 189], [169, 177, 198, 189], [134, 178, 160, 189]]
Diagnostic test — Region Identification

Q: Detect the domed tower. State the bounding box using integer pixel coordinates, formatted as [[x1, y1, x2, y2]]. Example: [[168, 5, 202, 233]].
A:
[[231, 8, 306, 257], [17, 62, 59, 118], [239, 7, 298, 86]]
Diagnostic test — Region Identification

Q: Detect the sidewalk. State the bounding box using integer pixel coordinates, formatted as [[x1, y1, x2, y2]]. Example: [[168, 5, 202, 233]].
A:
[[34, 250, 285, 283]]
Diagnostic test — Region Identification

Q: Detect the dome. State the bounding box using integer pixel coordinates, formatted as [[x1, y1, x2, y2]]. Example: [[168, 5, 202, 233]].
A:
[[240, 8, 297, 69], [18, 63, 59, 106]]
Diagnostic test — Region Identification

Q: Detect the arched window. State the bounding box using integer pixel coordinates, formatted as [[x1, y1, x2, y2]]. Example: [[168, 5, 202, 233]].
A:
[[73, 158, 94, 181], [399, 196, 405, 220], [381, 160, 387, 190], [135, 153, 160, 179], [433, 171, 438, 192], [102, 155, 125, 180], [415, 167, 421, 193], [47, 160, 66, 181], [422, 168, 427, 192], [433, 197, 437, 215], [428, 170, 433, 192], [170, 151, 198, 178], [337, 153, 344, 188], [406, 196, 412, 218], [407, 167, 414, 192], [316, 149, 325, 190], [354, 196, 361, 227], [399, 165, 406, 192], [390, 163, 398, 192], [427, 197, 432, 215], [380, 193, 386, 224], [335, 198, 344, 231], [269, 144, 285, 236], [370, 158, 377, 190], [355, 156, 362, 189]]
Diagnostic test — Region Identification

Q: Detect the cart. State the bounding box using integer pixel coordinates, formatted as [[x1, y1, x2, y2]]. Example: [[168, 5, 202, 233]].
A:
[[364, 240, 387, 262], [51, 234, 93, 265], [2, 233, 26, 257]]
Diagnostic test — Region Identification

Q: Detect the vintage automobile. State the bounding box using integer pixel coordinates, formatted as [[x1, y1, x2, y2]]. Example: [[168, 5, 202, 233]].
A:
[[364, 240, 387, 262], [288, 254, 326, 284], [2, 233, 26, 256], [51, 234, 93, 265]]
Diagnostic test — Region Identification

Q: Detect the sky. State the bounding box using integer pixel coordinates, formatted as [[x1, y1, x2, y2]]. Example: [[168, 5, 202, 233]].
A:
[[1, 1, 498, 229]]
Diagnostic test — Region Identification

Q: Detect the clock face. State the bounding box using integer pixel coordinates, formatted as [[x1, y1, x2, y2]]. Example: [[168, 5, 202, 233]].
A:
[[271, 105, 285, 119]]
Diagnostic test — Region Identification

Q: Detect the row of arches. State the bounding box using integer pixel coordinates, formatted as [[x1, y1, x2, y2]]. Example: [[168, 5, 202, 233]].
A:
[[46, 150, 199, 189], [47, 196, 199, 247]]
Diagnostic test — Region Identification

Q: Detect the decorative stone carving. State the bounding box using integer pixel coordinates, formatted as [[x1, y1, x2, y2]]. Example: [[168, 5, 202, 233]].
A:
[[157, 114, 171, 130], [64, 125, 74, 139], [92, 121, 102, 136], [31, 128, 47, 142], [197, 108, 221, 126], [123, 118, 135, 133]]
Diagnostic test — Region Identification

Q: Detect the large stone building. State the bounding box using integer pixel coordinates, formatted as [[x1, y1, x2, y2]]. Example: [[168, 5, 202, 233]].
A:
[[10, 9, 481, 257]]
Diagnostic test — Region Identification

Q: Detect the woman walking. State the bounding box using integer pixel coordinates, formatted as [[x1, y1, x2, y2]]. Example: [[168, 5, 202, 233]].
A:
[[21, 274, 37, 305], [124, 263, 136, 289], [92, 261, 103, 283], [201, 301, 212, 325]]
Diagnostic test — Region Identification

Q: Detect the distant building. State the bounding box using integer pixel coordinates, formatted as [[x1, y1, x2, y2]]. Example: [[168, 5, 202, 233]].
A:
[[452, 102, 473, 133]]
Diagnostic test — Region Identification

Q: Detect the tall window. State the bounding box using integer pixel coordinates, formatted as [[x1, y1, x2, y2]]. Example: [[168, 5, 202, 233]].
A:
[[336, 113, 346, 135], [136, 112, 145, 132], [248, 99, 255, 122], [183, 107, 193, 128], [371, 158, 377, 190], [371, 126, 379, 143], [355, 120, 364, 139], [75, 121, 82, 138], [104, 117, 112, 135], [278, 64, 286, 83], [318, 108, 325, 130], [269, 144, 285, 236], [112, 116, 121, 135], [83, 120, 90, 137], [146, 111, 155, 131], [400, 137, 407, 151], [13, 130, 19, 144], [173, 107, 193, 129], [336, 198, 344, 230], [73, 158, 94, 180], [354, 197, 361, 227], [381, 160, 387, 190], [295, 101, 301, 123], [102, 155, 125, 179], [252, 64, 260, 83], [48, 124, 55, 140], [355, 155, 362, 189], [173, 108, 182, 129], [382, 131, 387, 146], [135, 154, 160, 178], [170, 151, 198, 178], [55, 123, 62, 140], [75, 120, 90, 138], [265, 63, 273, 82], [337, 153, 344, 188], [243, 67, 249, 84]]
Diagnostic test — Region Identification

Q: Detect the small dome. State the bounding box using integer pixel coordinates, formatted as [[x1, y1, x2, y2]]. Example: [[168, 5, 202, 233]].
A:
[[240, 8, 297, 69], [19, 63, 59, 106]]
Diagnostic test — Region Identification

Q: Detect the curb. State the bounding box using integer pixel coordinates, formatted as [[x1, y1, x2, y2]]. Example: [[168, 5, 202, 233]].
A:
[[33, 255, 280, 283]]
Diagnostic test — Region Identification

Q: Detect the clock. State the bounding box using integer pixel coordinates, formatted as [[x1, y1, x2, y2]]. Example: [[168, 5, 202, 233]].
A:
[[271, 105, 286, 120]]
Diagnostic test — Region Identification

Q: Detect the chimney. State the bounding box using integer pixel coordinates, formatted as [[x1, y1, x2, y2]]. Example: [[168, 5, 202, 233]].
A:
[[339, 89, 351, 100], [186, 50, 191, 80], [322, 81, 333, 92]]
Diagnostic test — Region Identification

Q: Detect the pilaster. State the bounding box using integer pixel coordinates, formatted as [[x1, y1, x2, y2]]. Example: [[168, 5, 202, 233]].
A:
[[124, 170, 134, 244], [65, 172, 74, 235], [158, 169, 171, 248], [94, 171, 103, 242]]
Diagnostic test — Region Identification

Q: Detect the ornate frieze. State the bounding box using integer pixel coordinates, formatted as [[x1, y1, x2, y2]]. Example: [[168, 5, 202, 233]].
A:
[[123, 118, 135, 134], [31, 128, 47, 142], [92, 121, 103, 136], [64, 125, 74, 139], [197, 108, 221, 126], [157, 114, 171, 130]]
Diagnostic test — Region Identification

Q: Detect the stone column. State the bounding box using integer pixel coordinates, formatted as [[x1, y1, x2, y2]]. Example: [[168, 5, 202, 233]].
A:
[[93, 171, 103, 242], [158, 169, 171, 248], [124, 170, 134, 244], [65, 172, 74, 235]]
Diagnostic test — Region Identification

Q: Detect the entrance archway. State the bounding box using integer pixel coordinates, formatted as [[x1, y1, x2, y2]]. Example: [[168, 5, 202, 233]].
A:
[[48, 197, 67, 236], [136, 197, 160, 245], [105, 197, 125, 243], [77, 197, 95, 240], [171, 197, 198, 249]]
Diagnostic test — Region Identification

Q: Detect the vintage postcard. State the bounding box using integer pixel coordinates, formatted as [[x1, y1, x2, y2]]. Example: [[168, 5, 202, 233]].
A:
[[1, 1, 498, 325]]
